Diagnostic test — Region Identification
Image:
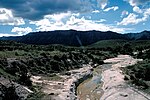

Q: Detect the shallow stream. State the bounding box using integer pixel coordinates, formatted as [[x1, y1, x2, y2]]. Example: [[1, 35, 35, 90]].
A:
[[77, 64, 112, 100]]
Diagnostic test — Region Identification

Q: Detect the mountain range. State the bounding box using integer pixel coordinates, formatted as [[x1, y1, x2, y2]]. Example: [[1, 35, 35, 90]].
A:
[[0, 30, 150, 46]]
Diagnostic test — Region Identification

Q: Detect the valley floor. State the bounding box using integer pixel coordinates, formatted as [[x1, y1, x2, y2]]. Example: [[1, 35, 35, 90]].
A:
[[31, 55, 150, 100]]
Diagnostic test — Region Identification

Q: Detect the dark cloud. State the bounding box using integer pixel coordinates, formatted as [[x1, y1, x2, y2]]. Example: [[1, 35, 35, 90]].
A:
[[0, 0, 92, 20]]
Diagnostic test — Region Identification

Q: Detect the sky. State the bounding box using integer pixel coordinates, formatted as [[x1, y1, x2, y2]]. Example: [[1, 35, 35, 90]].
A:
[[0, 0, 150, 37]]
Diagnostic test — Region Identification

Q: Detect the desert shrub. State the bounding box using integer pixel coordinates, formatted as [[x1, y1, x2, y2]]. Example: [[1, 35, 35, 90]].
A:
[[123, 60, 150, 89], [1, 84, 19, 100]]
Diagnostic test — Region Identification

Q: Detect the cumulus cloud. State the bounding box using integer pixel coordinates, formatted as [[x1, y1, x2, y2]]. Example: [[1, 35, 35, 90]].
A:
[[143, 8, 150, 20], [0, 8, 25, 25], [118, 8, 150, 25], [118, 13, 142, 25], [119, 0, 150, 26], [133, 6, 142, 13], [30, 11, 74, 27], [30, 12, 131, 33], [125, 0, 150, 6], [45, 12, 72, 22], [11, 27, 32, 35], [0, 0, 104, 20], [104, 6, 119, 12], [97, 0, 108, 9]]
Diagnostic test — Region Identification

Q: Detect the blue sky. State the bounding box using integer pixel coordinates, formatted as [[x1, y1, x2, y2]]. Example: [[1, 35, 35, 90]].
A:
[[0, 0, 150, 36]]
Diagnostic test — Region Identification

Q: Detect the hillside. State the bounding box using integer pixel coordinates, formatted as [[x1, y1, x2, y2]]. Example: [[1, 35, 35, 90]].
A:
[[0, 30, 127, 46], [88, 40, 128, 48], [88, 40, 150, 49]]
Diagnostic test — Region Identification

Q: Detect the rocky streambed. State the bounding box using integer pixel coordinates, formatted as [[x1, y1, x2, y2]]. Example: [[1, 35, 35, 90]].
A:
[[31, 64, 93, 100], [77, 55, 150, 100]]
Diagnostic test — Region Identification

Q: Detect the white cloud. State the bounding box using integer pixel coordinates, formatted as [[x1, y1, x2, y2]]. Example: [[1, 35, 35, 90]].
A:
[[44, 12, 72, 22], [97, 0, 108, 9], [30, 19, 53, 27], [125, 0, 150, 6], [143, 8, 150, 21], [11, 27, 32, 35], [0, 33, 20, 37], [133, 6, 142, 13], [0, 8, 25, 25], [118, 13, 142, 25], [92, 10, 100, 13], [30, 11, 76, 27], [104, 6, 119, 12], [120, 1, 150, 25], [95, 19, 106, 23], [118, 9, 150, 25], [30, 12, 131, 33], [121, 10, 129, 17]]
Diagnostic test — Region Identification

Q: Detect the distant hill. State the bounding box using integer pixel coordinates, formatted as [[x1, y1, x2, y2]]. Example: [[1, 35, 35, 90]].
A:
[[124, 30, 150, 40], [0, 30, 150, 46]]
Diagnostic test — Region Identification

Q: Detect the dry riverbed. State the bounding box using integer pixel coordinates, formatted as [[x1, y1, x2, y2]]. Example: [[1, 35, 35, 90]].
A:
[[101, 55, 150, 100], [30, 64, 92, 100], [77, 55, 150, 100], [31, 55, 150, 100]]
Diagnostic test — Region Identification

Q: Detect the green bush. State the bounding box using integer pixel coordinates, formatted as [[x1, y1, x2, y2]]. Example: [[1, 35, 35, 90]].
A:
[[123, 60, 150, 89]]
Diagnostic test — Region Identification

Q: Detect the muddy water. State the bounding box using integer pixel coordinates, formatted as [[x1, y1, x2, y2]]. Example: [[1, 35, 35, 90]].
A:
[[77, 64, 112, 100]]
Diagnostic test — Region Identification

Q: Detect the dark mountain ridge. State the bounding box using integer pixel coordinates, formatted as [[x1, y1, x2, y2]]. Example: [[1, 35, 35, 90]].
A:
[[124, 30, 150, 40], [0, 30, 150, 46]]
